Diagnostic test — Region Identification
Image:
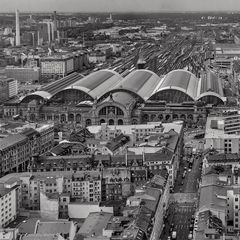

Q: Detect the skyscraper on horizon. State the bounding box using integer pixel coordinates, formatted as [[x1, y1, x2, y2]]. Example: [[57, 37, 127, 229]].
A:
[[15, 9, 20, 46]]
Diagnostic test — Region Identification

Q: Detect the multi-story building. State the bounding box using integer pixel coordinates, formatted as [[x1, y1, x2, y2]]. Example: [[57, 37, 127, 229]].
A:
[[0, 123, 54, 176], [40, 54, 74, 78], [0, 179, 20, 228], [0, 171, 103, 211], [88, 51, 106, 63], [205, 111, 240, 154], [0, 134, 30, 175], [71, 171, 101, 202], [38, 20, 55, 45], [0, 77, 18, 102], [103, 168, 131, 201], [5, 66, 40, 83]]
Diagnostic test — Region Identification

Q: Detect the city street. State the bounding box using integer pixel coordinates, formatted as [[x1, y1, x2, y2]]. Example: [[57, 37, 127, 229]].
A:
[[161, 132, 203, 240], [161, 202, 195, 240]]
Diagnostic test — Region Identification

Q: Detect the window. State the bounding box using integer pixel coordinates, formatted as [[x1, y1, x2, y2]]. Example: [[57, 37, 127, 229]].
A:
[[236, 205, 239, 209], [236, 198, 239, 202], [235, 213, 238, 216]]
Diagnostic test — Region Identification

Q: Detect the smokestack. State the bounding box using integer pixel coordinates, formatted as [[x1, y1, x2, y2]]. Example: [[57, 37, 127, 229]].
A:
[[37, 31, 40, 46], [15, 9, 20, 46], [53, 11, 57, 31], [32, 32, 35, 47], [51, 22, 54, 41], [47, 22, 51, 44]]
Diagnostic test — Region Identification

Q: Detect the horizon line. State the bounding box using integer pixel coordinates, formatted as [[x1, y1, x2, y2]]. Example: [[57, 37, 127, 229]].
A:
[[0, 10, 240, 14]]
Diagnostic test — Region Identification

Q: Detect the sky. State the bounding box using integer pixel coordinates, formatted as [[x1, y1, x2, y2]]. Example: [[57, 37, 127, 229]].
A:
[[1, 0, 240, 12]]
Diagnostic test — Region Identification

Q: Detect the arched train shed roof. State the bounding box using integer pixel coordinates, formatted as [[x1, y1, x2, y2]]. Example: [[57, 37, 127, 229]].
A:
[[150, 69, 225, 103], [21, 70, 122, 102], [63, 69, 123, 100], [21, 72, 84, 102], [106, 69, 161, 101], [152, 69, 199, 101], [197, 70, 225, 102]]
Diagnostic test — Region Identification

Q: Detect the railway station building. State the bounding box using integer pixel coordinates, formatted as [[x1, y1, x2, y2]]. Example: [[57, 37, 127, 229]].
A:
[[3, 69, 226, 127]]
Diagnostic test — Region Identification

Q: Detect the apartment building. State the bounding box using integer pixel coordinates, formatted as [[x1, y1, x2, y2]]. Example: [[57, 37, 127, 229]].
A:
[[0, 179, 20, 227], [0, 134, 30, 175], [0, 124, 54, 176], [71, 172, 101, 202], [0, 77, 18, 103]]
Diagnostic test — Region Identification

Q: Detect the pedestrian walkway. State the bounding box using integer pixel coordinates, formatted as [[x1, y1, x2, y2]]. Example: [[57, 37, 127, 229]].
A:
[[170, 193, 198, 203]]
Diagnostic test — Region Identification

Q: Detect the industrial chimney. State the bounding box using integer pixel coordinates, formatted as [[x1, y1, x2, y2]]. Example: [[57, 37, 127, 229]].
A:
[[15, 9, 20, 46]]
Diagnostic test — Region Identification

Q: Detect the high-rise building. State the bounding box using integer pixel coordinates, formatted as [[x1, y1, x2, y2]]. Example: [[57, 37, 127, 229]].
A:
[[37, 20, 54, 45], [0, 76, 18, 102], [15, 9, 20, 46]]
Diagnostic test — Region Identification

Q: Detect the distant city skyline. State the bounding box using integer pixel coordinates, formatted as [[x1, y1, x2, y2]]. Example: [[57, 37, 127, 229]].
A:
[[2, 0, 240, 13]]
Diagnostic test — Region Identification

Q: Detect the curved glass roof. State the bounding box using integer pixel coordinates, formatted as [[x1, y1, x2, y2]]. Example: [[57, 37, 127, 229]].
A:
[[67, 69, 123, 99], [111, 70, 161, 101], [154, 70, 199, 100], [41, 72, 83, 96], [21, 69, 225, 105], [199, 70, 224, 96], [21, 72, 84, 102]]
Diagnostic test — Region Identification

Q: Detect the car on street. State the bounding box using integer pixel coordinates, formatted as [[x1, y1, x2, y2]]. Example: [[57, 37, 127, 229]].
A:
[[168, 236, 171, 240]]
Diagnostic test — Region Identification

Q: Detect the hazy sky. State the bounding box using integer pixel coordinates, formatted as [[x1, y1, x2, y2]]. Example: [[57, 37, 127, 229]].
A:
[[1, 0, 240, 12]]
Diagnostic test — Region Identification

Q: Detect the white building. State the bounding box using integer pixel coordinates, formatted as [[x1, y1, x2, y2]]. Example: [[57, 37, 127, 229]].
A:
[[205, 112, 240, 154], [0, 179, 20, 227], [40, 54, 74, 77]]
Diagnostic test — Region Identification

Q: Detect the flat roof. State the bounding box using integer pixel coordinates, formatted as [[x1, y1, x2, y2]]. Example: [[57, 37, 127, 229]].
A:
[[88, 122, 182, 136], [35, 221, 71, 234], [205, 116, 240, 139], [78, 212, 112, 237], [22, 234, 61, 240]]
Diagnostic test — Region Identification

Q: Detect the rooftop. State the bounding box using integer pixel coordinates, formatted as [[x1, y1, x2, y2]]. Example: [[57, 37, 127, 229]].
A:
[[22, 234, 63, 240], [35, 221, 72, 234], [205, 115, 240, 139], [199, 184, 227, 212], [78, 212, 113, 237], [0, 134, 27, 151]]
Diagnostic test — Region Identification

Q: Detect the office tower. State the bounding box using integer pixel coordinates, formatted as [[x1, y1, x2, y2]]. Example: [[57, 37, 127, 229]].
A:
[[38, 21, 54, 45], [15, 9, 20, 46]]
